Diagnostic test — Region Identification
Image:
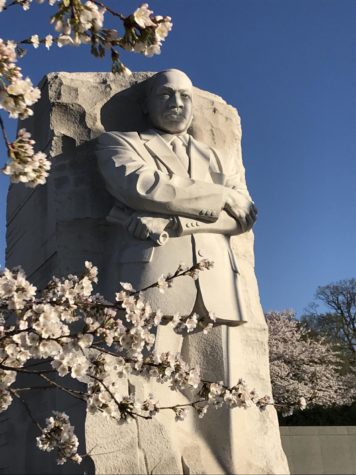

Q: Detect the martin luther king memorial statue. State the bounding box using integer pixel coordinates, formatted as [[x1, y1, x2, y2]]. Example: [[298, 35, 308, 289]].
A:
[[5, 69, 289, 474]]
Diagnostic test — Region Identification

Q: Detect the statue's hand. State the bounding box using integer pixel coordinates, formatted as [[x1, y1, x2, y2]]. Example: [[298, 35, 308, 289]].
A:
[[224, 188, 258, 232], [127, 213, 171, 240]]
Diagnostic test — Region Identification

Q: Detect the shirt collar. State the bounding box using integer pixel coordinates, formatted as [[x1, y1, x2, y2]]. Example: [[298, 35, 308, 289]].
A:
[[153, 129, 190, 146]]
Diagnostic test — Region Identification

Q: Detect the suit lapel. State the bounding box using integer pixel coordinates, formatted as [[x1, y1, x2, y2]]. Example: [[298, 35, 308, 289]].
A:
[[189, 136, 211, 180], [140, 130, 189, 177]]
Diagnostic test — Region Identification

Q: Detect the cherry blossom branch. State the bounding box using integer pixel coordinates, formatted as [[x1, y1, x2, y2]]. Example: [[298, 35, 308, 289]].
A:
[[0, 0, 24, 12], [128, 259, 214, 295], [0, 261, 279, 465], [0, 1, 172, 186]]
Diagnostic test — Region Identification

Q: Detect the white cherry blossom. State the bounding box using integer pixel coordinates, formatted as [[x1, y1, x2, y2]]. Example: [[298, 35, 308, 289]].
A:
[[155, 17, 172, 41], [0, 266, 36, 310], [3, 128, 51, 186], [44, 34, 53, 49], [174, 407, 188, 421], [57, 34, 74, 47], [30, 34, 40, 48], [1, 77, 41, 118], [133, 3, 155, 28], [185, 313, 198, 333], [78, 1, 105, 32]]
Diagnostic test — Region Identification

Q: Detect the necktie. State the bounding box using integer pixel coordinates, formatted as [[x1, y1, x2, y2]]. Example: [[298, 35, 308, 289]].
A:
[[171, 136, 190, 172]]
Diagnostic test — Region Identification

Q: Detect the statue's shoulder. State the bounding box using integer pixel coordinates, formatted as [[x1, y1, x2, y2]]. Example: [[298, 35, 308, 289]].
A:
[[96, 131, 141, 149], [190, 134, 218, 155], [189, 135, 225, 173]]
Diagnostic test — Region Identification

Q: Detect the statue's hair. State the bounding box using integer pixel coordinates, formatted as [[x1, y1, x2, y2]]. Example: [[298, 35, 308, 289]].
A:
[[144, 69, 193, 98]]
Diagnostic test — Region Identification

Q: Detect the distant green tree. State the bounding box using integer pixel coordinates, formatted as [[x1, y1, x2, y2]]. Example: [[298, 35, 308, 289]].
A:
[[301, 278, 356, 373]]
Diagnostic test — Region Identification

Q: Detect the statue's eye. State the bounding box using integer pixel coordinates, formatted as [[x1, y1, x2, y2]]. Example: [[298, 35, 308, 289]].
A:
[[160, 93, 171, 99], [181, 93, 191, 100]]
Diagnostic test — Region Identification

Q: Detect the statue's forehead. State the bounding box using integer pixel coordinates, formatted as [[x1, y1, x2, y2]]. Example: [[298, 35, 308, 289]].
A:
[[149, 72, 193, 92]]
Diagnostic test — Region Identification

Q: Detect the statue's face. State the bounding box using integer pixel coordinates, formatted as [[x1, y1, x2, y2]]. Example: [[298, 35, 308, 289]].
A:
[[145, 70, 193, 134]]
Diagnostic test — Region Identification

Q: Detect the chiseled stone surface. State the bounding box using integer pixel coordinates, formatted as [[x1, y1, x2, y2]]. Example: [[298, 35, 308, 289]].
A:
[[4, 72, 289, 474]]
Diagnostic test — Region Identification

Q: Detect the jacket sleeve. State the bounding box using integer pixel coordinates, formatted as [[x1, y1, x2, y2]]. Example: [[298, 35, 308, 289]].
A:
[[96, 132, 226, 222], [210, 147, 252, 199], [177, 211, 244, 237]]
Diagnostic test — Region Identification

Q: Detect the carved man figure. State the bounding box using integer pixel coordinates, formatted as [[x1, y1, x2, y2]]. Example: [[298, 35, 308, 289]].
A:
[[96, 69, 257, 326], [94, 70, 289, 475]]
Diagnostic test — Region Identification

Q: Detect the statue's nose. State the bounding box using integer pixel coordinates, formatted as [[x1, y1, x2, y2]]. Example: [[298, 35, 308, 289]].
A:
[[170, 92, 184, 108]]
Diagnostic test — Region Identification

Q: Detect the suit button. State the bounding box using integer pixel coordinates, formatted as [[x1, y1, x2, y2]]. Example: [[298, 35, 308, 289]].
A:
[[198, 249, 205, 257], [186, 223, 190, 228]]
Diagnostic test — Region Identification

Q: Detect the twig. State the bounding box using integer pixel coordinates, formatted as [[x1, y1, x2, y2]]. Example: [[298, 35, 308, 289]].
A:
[[0, 115, 11, 155], [13, 385, 54, 392], [0, 364, 56, 375], [39, 374, 87, 402], [91, 0, 125, 20], [9, 388, 43, 432], [159, 400, 205, 411]]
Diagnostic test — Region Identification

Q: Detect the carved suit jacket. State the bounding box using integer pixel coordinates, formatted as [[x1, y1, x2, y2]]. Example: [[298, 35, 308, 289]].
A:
[[96, 129, 249, 323]]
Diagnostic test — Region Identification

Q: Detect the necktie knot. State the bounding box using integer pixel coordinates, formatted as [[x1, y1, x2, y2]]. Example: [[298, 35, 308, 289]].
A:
[[171, 135, 189, 171], [171, 134, 188, 147]]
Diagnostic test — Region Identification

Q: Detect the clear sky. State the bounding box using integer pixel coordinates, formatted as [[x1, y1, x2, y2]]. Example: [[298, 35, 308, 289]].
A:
[[0, 0, 355, 316]]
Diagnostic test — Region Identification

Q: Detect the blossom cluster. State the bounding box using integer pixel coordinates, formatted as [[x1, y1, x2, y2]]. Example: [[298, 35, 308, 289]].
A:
[[0, 260, 272, 465], [195, 378, 272, 418], [0, 1, 173, 187], [3, 128, 51, 186], [122, 3, 173, 57], [29, 33, 54, 49], [0, 39, 40, 119], [43, 1, 172, 74], [36, 412, 81, 465], [0, 38, 48, 185], [267, 310, 356, 416], [51, 0, 105, 48], [0, 0, 58, 12], [0, 264, 36, 310]]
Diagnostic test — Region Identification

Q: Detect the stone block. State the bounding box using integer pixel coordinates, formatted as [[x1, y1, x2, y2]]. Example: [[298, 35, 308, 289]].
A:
[[4, 72, 289, 475]]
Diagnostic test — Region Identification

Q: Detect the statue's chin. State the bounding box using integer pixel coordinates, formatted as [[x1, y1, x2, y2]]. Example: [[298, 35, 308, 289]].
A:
[[150, 116, 191, 135], [164, 126, 188, 134], [160, 120, 191, 135]]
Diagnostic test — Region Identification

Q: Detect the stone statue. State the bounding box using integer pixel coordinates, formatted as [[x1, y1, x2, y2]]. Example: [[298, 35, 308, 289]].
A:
[[96, 69, 257, 326], [95, 69, 287, 474], [4, 70, 289, 475]]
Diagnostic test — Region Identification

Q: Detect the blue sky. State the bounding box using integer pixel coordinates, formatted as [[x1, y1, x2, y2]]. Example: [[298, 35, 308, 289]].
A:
[[0, 0, 355, 316]]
